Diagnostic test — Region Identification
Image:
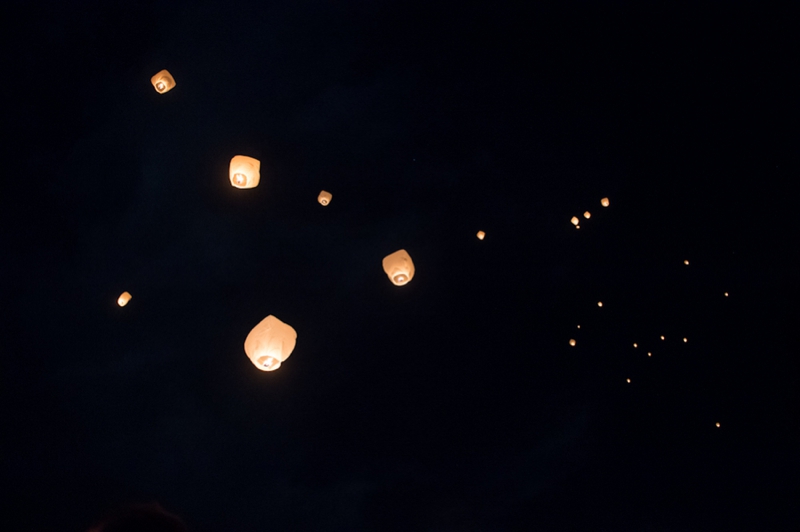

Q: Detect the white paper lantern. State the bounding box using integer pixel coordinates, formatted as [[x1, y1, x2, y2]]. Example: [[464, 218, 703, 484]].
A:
[[244, 315, 297, 371], [383, 249, 415, 286], [229, 155, 261, 189]]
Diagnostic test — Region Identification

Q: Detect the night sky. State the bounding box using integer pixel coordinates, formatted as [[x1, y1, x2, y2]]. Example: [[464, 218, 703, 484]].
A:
[[1, 1, 795, 530]]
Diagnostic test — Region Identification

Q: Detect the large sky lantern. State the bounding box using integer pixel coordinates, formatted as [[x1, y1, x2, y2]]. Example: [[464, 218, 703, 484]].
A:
[[318, 190, 332, 205], [229, 156, 261, 189], [150, 69, 176, 94], [244, 315, 297, 372], [117, 291, 132, 307], [571, 216, 579, 226], [382, 249, 415, 286], [601, 197, 610, 207], [569, 339, 576, 346]]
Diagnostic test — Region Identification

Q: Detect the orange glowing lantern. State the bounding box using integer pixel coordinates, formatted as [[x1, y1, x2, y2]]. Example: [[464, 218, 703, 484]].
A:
[[244, 315, 297, 371], [584, 211, 591, 219], [633, 343, 638, 348], [229, 156, 260, 189], [476, 231, 485, 240], [683, 337, 688, 343], [569, 339, 576, 346], [626, 378, 631, 383], [715, 422, 720, 428], [151, 70, 176, 94], [601, 197, 610, 207], [383, 249, 415, 286], [117, 291, 132, 307], [571, 216, 579, 226], [318, 190, 332, 205], [597, 301, 603, 307], [684, 260, 690, 265]]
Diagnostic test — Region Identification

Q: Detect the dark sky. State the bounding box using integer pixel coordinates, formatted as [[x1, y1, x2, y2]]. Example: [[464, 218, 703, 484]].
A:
[[1, 1, 796, 530]]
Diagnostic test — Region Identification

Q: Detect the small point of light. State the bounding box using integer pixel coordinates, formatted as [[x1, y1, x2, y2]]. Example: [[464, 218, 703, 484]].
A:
[[583, 211, 591, 219], [577, 325, 581, 329], [684, 260, 689, 265], [476, 231, 485, 240], [660, 335, 665, 340], [626, 378, 631, 383], [601, 197, 610, 207], [569, 339, 576, 346], [647, 352, 652, 357], [716, 422, 720, 428], [233, 173, 246, 186], [724, 292, 729, 297], [633, 343, 638, 348], [597, 301, 603, 307], [576, 225, 580, 229], [683, 337, 687, 343]]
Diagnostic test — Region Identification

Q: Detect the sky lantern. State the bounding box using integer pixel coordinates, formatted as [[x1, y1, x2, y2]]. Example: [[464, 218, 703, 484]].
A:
[[569, 339, 576, 346], [716, 422, 721, 428], [683, 337, 688, 343], [383, 249, 415, 286], [626, 378, 631, 383], [647, 352, 652, 357], [684, 260, 690, 265], [597, 301, 603, 307], [601, 197, 610, 207], [577, 325, 581, 329], [318, 190, 332, 205], [633, 343, 638, 348], [724, 292, 729, 297], [571, 216, 579, 226], [660, 335, 665, 340], [583, 211, 591, 219], [476, 231, 485, 240], [150, 69, 176, 94], [117, 291, 132, 307], [244, 315, 297, 372], [229, 156, 260, 189]]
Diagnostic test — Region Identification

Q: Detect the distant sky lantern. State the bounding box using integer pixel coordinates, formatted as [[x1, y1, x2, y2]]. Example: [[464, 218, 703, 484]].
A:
[[601, 197, 610, 207], [229, 156, 260, 189], [660, 335, 665, 340], [683, 337, 688, 343], [150, 69, 176, 94], [633, 343, 638, 348], [571, 216, 579, 226], [117, 291, 132, 307], [569, 339, 576, 346], [584, 211, 591, 219], [476, 231, 485, 240], [577, 325, 581, 329], [597, 301, 603, 307], [647, 352, 652, 357], [244, 315, 296, 372], [383, 249, 415, 286], [716, 422, 720, 428], [684, 260, 690, 265], [724, 292, 729, 297], [576, 225, 580, 229], [318, 190, 332, 205], [626, 378, 631, 383]]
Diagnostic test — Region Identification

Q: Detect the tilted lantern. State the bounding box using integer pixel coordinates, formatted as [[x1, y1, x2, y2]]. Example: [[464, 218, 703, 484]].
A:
[[476, 231, 485, 240], [244, 315, 297, 372], [584, 211, 591, 219], [318, 190, 332, 205], [569, 339, 576, 346], [229, 156, 261, 189], [601, 197, 610, 207], [151, 70, 176, 94], [117, 291, 132, 307], [383, 249, 415, 286], [571, 216, 579, 226]]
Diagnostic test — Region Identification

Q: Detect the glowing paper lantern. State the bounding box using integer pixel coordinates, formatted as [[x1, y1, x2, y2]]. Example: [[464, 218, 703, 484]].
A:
[[715, 422, 720, 428], [577, 325, 581, 329], [660, 335, 665, 340], [724, 292, 729, 297], [382, 249, 415, 286], [584, 211, 591, 219], [318, 190, 332, 205], [601, 197, 610, 207], [633, 343, 638, 348], [647, 352, 652, 357], [151, 70, 176, 94], [244, 315, 297, 372], [569, 339, 576, 346], [571, 216, 579, 226], [117, 291, 132, 307], [683, 337, 688, 343], [626, 378, 631, 383], [684, 260, 690, 265], [476, 231, 485, 240], [229, 156, 261, 189], [597, 301, 603, 307]]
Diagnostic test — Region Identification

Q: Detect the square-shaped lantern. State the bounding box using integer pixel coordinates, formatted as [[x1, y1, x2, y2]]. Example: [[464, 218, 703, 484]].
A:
[[151, 70, 176, 94], [476, 231, 485, 240], [601, 197, 610, 207], [318, 190, 332, 205], [229, 155, 261, 189], [117, 291, 132, 307], [244, 315, 297, 371], [383, 249, 415, 286]]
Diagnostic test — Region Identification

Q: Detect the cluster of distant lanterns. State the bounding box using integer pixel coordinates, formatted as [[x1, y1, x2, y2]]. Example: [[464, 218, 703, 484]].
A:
[[131, 70, 726, 426]]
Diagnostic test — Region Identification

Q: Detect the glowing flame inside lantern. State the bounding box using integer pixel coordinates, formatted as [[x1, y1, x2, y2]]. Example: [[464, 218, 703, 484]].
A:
[[244, 315, 296, 372], [383, 249, 415, 287]]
